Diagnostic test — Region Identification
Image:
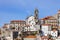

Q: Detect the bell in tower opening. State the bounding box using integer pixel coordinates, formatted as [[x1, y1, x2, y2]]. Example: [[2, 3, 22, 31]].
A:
[[34, 8, 39, 24]]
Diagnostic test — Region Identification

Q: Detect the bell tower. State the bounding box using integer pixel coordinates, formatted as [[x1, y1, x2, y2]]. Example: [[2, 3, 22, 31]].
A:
[[34, 8, 39, 24]]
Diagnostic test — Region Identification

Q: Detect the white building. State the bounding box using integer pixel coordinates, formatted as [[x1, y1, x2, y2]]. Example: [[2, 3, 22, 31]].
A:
[[50, 29, 58, 38], [3, 24, 10, 29], [41, 24, 52, 36], [1, 28, 13, 40], [25, 15, 40, 32], [24, 25, 37, 32], [26, 16, 36, 26], [5, 31, 13, 40]]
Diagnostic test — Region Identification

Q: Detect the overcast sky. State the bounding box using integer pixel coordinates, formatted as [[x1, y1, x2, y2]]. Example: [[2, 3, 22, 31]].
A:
[[0, 0, 60, 27]]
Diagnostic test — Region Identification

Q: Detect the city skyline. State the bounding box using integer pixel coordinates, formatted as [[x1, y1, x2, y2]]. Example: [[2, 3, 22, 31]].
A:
[[0, 0, 60, 27]]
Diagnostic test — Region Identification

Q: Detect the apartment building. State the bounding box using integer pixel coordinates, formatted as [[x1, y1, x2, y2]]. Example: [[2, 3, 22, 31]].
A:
[[40, 16, 58, 28], [10, 20, 26, 31], [41, 24, 52, 36], [2, 23, 10, 29], [40, 10, 60, 28], [39, 10, 60, 40], [50, 28, 58, 39], [10, 20, 26, 40], [0, 28, 13, 40], [1, 9, 60, 40]]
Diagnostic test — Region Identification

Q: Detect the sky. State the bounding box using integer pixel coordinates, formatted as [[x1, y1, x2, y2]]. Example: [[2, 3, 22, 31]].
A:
[[0, 0, 60, 27]]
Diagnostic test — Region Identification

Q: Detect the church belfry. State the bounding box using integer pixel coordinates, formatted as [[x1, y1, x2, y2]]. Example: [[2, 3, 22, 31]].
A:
[[34, 8, 39, 19], [34, 8, 39, 24]]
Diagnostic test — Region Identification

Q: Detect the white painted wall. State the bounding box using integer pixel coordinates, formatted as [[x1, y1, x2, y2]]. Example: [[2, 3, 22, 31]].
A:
[[30, 26, 37, 31], [41, 25, 50, 36], [5, 24, 10, 29], [24, 26, 37, 32], [5, 31, 13, 40], [34, 25, 40, 31], [26, 16, 36, 25]]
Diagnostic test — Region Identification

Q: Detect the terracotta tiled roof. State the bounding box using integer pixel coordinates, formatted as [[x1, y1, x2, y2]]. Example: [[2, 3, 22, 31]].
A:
[[2, 24, 9, 28], [41, 36, 48, 40], [3, 26, 7, 28], [40, 16, 56, 20], [24, 35, 36, 38], [3, 25, 7, 28], [40, 16, 52, 20], [10, 20, 26, 24], [42, 24, 51, 26], [11, 20, 25, 22]]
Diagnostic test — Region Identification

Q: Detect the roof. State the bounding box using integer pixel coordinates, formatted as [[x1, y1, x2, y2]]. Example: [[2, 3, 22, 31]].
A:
[[42, 24, 51, 26], [2, 23, 9, 28], [40, 16, 57, 20], [3, 26, 7, 28], [11, 20, 25, 22], [10, 20, 26, 24], [41, 36, 48, 39], [24, 35, 36, 38], [3, 25, 7, 28]]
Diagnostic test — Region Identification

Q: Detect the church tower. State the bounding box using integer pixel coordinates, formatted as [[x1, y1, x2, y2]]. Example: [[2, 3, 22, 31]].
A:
[[34, 8, 39, 24]]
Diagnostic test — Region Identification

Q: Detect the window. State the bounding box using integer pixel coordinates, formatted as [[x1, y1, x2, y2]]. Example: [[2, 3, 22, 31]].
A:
[[29, 21, 31, 23], [9, 35, 10, 37]]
